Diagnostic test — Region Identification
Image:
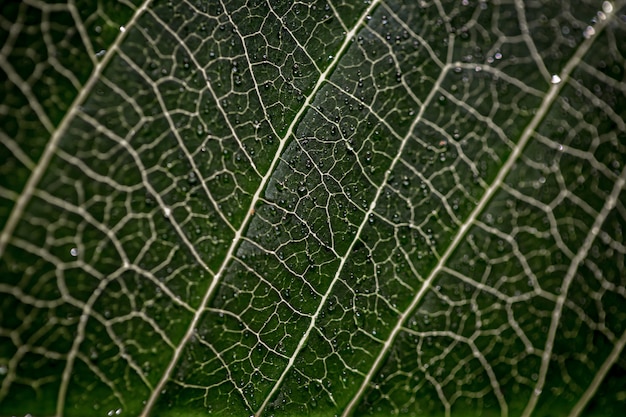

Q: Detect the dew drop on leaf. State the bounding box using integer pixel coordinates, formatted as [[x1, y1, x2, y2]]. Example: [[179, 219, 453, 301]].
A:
[[583, 25, 596, 39]]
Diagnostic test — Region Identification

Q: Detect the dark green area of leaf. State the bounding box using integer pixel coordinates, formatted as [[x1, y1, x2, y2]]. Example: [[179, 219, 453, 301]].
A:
[[1, 1, 625, 417]]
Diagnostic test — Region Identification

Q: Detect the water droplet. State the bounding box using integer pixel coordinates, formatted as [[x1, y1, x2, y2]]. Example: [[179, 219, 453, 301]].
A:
[[550, 74, 562, 84], [0, 365, 7, 375], [583, 26, 596, 39], [163, 207, 172, 218], [603, 1, 613, 14], [119, 26, 126, 33], [95, 49, 106, 58], [70, 248, 78, 257]]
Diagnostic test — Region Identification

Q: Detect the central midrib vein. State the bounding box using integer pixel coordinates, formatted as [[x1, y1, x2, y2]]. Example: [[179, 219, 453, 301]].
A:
[[141, 1, 383, 414]]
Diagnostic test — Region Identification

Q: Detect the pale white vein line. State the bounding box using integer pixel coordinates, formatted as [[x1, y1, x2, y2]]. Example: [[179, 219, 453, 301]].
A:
[[326, 0, 349, 32], [262, 0, 324, 74], [115, 48, 237, 232], [0, 284, 65, 309], [215, 0, 286, 151], [77, 111, 214, 275], [522, 169, 626, 417], [226, 255, 307, 318], [452, 62, 545, 97], [56, 270, 129, 416], [205, 307, 290, 362], [568, 327, 626, 417], [37, 185, 187, 414], [433, 0, 454, 64], [402, 328, 508, 416], [60, 108, 218, 415], [520, 9, 626, 416], [472, 220, 544, 295], [74, 351, 126, 407], [183, 0, 321, 77], [0, 56, 55, 134], [578, 61, 626, 95], [31, 187, 196, 314], [0, 131, 35, 170], [144, 8, 263, 178], [22, 0, 70, 12], [0, 187, 18, 202], [98, 75, 146, 120], [2, 1, 83, 103], [418, 117, 485, 183], [532, 133, 620, 183], [256, 46, 453, 417], [365, 27, 428, 108], [343, 7, 617, 414], [192, 331, 254, 412], [40, 8, 87, 91], [140, 1, 384, 414], [439, 88, 515, 150], [55, 149, 142, 193], [0, 3, 23, 57], [0, 0, 153, 258], [66, 0, 98, 67], [383, 2, 446, 69], [323, 78, 421, 188], [569, 78, 626, 132], [514, 0, 551, 83], [397, 159, 462, 227], [497, 182, 578, 263]]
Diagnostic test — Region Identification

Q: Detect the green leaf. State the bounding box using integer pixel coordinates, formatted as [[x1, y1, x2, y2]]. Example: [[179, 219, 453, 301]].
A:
[[1, 0, 625, 416]]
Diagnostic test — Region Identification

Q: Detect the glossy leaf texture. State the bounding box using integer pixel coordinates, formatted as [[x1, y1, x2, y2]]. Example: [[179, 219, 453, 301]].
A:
[[1, 0, 626, 416]]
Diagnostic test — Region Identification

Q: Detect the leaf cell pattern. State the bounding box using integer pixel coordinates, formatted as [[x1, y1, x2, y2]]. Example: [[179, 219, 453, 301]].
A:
[[0, 1, 625, 416]]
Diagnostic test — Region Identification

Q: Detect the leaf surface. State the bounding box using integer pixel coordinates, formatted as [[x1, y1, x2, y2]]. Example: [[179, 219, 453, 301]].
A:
[[1, 1, 626, 416]]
